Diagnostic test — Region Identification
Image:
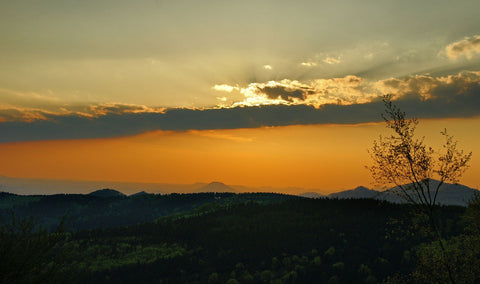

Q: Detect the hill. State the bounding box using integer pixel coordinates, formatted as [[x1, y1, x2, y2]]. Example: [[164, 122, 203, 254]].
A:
[[327, 180, 478, 206], [0, 191, 299, 231], [88, 188, 126, 197], [196, 181, 237, 193], [378, 180, 479, 206], [328, 186, 379, 199], [33, 198, 466, 283], [298, 192, 326, 199]]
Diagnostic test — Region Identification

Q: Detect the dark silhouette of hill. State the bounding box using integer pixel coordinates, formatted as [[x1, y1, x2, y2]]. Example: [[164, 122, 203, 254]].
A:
[[0, 191, 299, 231], [58, 198, 465, 283], [298, 192, 326, 199], [377, 180, 479, 206], [326, 181, 478, 206], [196, 181, 237, 193], [88, 188, 126, 197], [1, 190, 474, 283], [0, 192, 42, 209], [130, 191, 150, 197], [328, 186, 379, 199]]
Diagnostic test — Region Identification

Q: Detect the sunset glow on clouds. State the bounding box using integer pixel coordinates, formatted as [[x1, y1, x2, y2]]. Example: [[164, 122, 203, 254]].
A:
[[1, 70, 480, 145], [445, 35, 480, 59], [213, 71, 480, 110]]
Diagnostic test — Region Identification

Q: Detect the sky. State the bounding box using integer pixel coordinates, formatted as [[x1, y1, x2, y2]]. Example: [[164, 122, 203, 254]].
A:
[[0, 0, 479, 193]]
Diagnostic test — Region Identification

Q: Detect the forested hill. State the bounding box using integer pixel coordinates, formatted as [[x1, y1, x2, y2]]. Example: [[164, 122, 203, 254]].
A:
[[1, 192, 478, 283], [0, 191, 300, 231], [28, 199, 471, 283]]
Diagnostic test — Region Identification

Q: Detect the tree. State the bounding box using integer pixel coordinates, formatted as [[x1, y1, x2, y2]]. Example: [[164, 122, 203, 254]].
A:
[[0, 212, 67, 283], [368, 95, 472, 284]]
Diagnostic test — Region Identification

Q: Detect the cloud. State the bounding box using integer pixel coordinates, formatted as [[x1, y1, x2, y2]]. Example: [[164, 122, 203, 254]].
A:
[[87, 104, 166, 116], [212, 84, 239, 92], [0, 88, 63, 110], [299, 55, 342, 67], [214, 71, 480, 110], [323, 57, 341, 65], [214, 76, 376, 107], [376, 71, 480, 100], [0, 102, 165, 123], [0, 104, 383, 143], [445, 35, 480, 59], [1, 71, 480, 143], [300, 62, 317, 67], [258, 85, 309, 102], [0, 108, 50, 123], [0, 87, 167, 123], [263, 65, 273, 70]]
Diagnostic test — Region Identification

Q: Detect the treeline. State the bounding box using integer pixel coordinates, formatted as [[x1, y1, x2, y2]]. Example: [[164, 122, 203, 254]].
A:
[[1, 195, 478, 283], [0, 192, 299, 231]]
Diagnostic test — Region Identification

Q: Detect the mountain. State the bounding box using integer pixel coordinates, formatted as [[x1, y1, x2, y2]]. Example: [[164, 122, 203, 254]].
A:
[[327, 181, 479, 206], [0, 175, 325, 195], [196, 182, 237, 193], [298, 192, 326, 199], [378, 180, 479, 206], [328, 186, 379, 199], [88, 188, 126, 197], [0, 176, 244, 195]]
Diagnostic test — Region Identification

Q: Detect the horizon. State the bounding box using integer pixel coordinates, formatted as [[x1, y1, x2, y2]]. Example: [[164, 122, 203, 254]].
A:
[[0, 117, 479, 193], [0, 174, 368, 195], [0, 174, 478, 197], [1, 1, 479, 194]]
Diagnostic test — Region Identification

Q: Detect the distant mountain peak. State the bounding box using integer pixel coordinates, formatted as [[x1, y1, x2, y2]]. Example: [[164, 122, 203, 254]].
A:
[[197, 182, 236, 193], [328, 186, 378, 199], [88, 188, 126, 197], [353, 186, 370, 191], [380, 180, 479, 206], [327, 180, 479, 206]]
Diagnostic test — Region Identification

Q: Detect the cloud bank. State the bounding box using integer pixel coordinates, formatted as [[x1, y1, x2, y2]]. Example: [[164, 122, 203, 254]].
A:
[[214, 71, 480, 108], [1, 71, 479, 143]]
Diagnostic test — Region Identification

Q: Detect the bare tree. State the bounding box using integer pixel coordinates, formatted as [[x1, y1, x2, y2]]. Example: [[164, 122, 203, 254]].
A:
[[368, 95, 472, 284]]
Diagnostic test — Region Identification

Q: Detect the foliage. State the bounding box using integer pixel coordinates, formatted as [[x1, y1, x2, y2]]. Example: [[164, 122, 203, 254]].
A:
[[463, 192, 480, 235], [0, 192, 299, 231], [0, 192, 472, 283], [0, 212, 68, 283], [56, 198, 464, 283], [411, 234, 480, 284], [368, 95, 473, 284], [408, 194, 480, 283], [368, 95, 472, 207]]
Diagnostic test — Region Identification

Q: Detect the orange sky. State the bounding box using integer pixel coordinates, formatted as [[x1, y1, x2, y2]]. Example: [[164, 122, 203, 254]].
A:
[[0, 117, 478, 194]]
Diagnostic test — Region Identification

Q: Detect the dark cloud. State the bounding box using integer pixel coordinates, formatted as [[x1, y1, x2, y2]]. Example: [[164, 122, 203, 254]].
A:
[[259, 85, 310, 101], [0, 104, 379, 143], [1, 82, 480, 143], [1, 71, 479, 143]]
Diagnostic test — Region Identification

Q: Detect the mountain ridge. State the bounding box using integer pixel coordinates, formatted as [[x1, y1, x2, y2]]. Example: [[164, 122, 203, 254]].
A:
[[328, 186, 379, 199], [298, 180, 479, 206]]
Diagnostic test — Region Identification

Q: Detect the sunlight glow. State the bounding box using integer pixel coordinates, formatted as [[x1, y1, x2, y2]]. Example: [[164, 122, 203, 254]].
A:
[[0, 117, 478, 193]]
